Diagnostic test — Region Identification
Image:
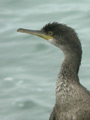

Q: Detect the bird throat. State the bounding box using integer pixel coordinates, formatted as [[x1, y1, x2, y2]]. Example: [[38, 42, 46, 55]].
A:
[[56, 51, 82, 94], [55, 52, 82, 107]]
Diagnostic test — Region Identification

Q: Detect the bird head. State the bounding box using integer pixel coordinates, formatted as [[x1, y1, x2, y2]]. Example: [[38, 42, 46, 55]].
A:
[[17, 22, 81, 54]]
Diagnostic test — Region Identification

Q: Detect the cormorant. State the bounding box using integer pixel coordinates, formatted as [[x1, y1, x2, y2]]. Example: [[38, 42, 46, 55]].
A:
[[17, 22, 90, 120]]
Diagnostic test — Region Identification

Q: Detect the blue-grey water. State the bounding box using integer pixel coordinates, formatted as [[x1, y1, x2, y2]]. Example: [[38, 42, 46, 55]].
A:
[[0, 0, 90, 120]]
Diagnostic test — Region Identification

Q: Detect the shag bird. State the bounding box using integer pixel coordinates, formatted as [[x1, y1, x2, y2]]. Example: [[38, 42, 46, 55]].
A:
[[17, 22, 90, 120]]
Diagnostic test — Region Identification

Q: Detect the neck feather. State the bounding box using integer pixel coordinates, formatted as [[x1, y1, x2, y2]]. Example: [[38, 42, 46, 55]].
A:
[[56, 47, 82, 103], [58, 46, 82, 83]]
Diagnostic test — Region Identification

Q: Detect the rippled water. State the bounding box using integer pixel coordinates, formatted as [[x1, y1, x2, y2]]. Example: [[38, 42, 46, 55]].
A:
[[0, 0, 90, 120]]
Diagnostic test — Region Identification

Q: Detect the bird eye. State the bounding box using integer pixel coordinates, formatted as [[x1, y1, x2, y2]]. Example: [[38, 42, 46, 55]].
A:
[[48, 31, 53, 36]]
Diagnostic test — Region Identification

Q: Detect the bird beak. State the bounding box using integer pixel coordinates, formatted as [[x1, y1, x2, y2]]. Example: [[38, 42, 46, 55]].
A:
[[17, 28, 53, 40]]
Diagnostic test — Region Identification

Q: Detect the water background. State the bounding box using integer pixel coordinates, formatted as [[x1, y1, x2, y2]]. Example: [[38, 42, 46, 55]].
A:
[[0, 0, 90, 120]]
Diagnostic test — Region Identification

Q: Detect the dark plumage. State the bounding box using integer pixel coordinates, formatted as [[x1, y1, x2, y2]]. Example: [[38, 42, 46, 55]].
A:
[[17, 22, 90, 120], [42, 23, 82, 73]]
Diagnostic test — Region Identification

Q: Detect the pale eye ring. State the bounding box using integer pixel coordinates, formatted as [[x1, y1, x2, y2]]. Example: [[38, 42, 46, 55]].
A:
[[48, 31, 53, 36]]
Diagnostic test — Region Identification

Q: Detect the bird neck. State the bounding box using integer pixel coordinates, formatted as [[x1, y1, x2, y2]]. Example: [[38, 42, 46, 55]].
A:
[[58, 49, 82, 83], [56, 49, 82, 105]]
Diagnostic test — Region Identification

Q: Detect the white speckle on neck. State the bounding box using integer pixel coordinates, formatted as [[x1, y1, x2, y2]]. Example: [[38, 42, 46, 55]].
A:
[[72, 115, 77, 120]]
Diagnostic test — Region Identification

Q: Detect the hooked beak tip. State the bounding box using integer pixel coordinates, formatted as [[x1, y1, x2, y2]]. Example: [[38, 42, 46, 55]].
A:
[[17, 28, 23, 32]]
